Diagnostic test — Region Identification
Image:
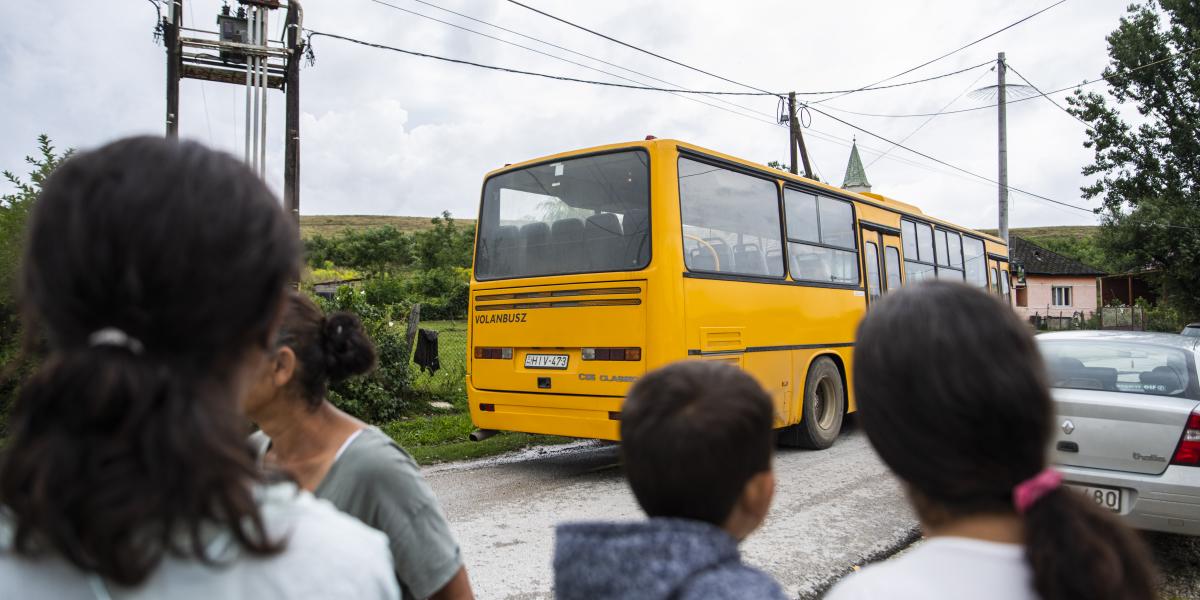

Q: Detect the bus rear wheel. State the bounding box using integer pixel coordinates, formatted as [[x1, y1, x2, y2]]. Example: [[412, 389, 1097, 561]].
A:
[[779, 356, 844, 450]]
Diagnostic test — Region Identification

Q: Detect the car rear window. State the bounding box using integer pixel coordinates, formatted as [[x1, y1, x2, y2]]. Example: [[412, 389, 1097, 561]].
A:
[[1039, 340, 1197, 398]]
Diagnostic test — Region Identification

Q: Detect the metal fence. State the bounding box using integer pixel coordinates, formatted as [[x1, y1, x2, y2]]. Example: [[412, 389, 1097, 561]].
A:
[[409, 321, 468, 404], [1026, 306, 1146, 331]]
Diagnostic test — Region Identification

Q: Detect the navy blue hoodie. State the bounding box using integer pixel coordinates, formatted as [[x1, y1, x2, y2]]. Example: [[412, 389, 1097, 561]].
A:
[[553, 518, 787, 600]]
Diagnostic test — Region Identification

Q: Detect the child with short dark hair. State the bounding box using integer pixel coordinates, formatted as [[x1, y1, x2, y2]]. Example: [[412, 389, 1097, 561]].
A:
[[553, 361, 786, 600]]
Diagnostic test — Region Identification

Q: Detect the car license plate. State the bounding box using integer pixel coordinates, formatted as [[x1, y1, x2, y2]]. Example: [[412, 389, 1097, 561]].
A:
[[524, 354, 569, 369], [1066, 483, 1122, 512]]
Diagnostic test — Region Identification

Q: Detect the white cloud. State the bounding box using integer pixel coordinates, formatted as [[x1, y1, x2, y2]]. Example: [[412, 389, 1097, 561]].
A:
[[2, 0, 1138, 229]]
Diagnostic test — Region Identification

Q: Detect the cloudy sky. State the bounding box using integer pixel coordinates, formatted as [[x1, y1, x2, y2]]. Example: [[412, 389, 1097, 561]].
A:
[[2, 1, 1140, 230]]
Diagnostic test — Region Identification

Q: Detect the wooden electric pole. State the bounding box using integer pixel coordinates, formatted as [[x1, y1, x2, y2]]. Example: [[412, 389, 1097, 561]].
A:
[[165, 0, 182, 138], [284, 2, 302, 228], [787, 92, 814, 179]]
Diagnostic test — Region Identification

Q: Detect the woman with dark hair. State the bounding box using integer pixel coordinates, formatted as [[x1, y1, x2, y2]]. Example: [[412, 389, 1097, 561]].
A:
[[826, 281, 1156, 600], [0, 136, 398, 599], [245, 292, 474, 600]]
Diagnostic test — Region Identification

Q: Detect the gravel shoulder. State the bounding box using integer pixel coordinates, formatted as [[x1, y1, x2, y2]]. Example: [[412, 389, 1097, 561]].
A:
[[423, 423, 916, 599]]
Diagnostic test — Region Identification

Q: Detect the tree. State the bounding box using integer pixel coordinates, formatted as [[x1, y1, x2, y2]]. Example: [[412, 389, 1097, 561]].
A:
[[1068, 0, 1200, 315], [411, 211, 475, 270], [1, 135, 73, 435]]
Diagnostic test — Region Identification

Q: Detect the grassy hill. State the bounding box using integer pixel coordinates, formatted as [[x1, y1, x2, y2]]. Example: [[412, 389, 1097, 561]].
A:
[[980, 225, 1099, 244], [300, 215, 476, 239]]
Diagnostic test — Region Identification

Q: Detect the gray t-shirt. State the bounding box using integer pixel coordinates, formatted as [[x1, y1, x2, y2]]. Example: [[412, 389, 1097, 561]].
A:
[[252, 428, 462, 600]]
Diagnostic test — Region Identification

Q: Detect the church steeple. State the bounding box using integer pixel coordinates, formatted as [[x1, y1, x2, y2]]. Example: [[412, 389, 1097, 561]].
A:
[[842, 139, 872, 193]]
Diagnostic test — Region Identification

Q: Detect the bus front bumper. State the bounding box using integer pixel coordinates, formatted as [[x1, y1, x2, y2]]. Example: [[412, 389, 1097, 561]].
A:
[[467, 386, 623, 441]]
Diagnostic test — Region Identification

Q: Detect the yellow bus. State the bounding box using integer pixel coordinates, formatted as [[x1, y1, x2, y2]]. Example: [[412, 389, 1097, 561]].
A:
[[467, 138, 1011, 448]]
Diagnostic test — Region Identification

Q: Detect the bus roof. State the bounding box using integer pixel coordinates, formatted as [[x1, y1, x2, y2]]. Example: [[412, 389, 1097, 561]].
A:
[[486, 138, 1006, 247]]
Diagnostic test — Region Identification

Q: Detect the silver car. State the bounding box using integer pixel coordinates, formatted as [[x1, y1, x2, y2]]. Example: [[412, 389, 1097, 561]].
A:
[[1038, 331, 1200, 536]]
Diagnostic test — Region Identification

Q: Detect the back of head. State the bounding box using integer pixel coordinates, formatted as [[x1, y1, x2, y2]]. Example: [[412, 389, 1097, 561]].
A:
[[2, 136, 299, 585], [853, 281, 1154, 600], [278, 291, 377, 409], [620, 361, 774, 526]]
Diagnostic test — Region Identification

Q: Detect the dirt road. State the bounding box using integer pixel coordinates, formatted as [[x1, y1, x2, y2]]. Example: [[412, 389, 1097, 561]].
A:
[[424, 423, 917, 599]]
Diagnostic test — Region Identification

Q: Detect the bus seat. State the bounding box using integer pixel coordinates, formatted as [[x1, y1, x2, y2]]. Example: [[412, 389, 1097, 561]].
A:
[[733, 243, 767, 275], [585, 213, 624, 270], [689, 247, 717, 271], [551, 218, 587, 272], [493, 225, 520, 275], [521, 222, 551, 273], [622, 209, 649, 266], [704, 238, 733, 273], [765, 248, 784, 275]]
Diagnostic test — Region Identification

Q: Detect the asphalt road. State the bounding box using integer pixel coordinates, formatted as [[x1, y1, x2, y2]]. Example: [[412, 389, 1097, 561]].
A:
[[424, 422, 918, 599]]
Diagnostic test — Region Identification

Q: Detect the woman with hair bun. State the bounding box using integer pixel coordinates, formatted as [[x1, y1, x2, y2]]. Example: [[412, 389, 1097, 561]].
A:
[[246, 292, 474, 600], [826, 281, 1156, 600], [0, 136, 398, 599]]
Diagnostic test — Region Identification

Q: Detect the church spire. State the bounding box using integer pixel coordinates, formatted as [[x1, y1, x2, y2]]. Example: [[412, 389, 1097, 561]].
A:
[[842, 139, 872, 193]]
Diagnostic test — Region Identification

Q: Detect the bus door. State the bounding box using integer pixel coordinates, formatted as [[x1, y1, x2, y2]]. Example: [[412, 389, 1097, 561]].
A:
[[989, 257, 1012, 305], [860, 228, 904, 307]]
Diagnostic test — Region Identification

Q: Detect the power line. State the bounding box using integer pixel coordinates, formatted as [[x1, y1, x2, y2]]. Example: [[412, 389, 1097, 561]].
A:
[[866, 67, 993, 168], [819, 47, 1200, 118], [1005, 62, 1093, 130], [803, 103, 1096, 213], [305, 30, 781, 94], [362, 0, 781, 127], [503, 0, 774, 95], [811, 0, 1066, 104]]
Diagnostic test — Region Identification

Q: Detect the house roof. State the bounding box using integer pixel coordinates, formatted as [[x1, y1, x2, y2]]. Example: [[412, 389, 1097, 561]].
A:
[[1010, 236, 1105, 276], [841, 141, 871, 190]]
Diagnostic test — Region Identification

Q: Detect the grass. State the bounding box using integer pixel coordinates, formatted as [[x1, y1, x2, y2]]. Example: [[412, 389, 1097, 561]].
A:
[[300, 215, 476, 239], [410, 320, 469, 405], [382, 412, 573, 465], [979, 225, 1098, 242]]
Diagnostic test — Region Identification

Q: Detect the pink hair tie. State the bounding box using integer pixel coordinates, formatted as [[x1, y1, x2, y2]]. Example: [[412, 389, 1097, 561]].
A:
[[1013, 468, 1063, 514]]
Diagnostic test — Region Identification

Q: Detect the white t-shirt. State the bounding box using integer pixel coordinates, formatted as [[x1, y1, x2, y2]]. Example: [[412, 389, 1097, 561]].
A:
[[825, 537, 1036, 600], [0, 482, 400, 600]]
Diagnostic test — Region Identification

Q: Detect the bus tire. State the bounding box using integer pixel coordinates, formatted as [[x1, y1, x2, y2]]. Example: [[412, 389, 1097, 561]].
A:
[[779, 357, 844, 450]]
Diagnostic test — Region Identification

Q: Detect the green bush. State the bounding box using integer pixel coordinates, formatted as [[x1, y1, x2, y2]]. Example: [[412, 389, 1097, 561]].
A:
[[316, 286, 418, 422], [1134, 297, 1190, 333]]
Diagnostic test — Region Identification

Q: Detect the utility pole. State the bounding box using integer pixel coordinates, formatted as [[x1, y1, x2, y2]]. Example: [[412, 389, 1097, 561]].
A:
[[997, 51, 1009, 245], [787, 92, 814, 179], [161, 0, 302, 234], [165, 0, 182, 138], [284, 2, 301, 227]]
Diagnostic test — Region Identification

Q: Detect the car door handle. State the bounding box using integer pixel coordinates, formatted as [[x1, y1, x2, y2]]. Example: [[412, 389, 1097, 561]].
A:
[[1056, 441, 1079, 453]]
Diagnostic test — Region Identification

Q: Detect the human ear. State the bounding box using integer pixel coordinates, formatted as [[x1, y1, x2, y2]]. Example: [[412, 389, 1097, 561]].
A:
[[745, 470, 776, 525], [273, 346, 297, 388]]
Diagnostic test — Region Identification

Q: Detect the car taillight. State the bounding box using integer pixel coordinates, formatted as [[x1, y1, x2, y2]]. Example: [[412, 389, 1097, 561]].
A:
[[1171, 410, 1200, 466], [581, 347, 641, 361], [474, 347, 512, 360]]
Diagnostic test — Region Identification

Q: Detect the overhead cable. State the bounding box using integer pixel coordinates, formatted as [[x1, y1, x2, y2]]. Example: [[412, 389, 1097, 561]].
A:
[[362, 0, 781, 127], [811, 0, 1066, 104], [503, 0, 775, 94], [1005, 63, 1094, 130], [820, 47, 1200, 118], [802, 104, 1096, 213]]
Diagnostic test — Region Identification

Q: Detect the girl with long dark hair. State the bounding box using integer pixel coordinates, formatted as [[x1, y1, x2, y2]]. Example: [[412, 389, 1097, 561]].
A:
[[0, 137, 399, 599], [826, 281, 1156, 600], [245, 292, 474, 600]]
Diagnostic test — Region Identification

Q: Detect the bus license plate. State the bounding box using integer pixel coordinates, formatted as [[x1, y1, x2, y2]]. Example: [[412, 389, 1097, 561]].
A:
[[1066, 483, 1121, 512], [525, 354, 569, 369]]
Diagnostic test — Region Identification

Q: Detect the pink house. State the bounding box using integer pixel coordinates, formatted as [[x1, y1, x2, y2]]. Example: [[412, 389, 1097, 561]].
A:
[[1010, 237, 1105, 320]]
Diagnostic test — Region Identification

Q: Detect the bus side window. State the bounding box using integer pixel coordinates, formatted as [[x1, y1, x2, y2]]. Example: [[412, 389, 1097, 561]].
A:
[[884, 246, 902, 291], [864, 241, 881, 300], [679, 159, 785, 277]]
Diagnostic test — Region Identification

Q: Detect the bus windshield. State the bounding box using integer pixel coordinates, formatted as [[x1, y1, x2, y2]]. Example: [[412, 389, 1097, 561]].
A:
[[475, 150, 650, 281]]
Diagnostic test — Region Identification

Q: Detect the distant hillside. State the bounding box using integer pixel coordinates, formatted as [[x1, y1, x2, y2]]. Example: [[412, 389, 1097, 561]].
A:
[[979, 225, 1099, 244], [300, 215, 476, 239]]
